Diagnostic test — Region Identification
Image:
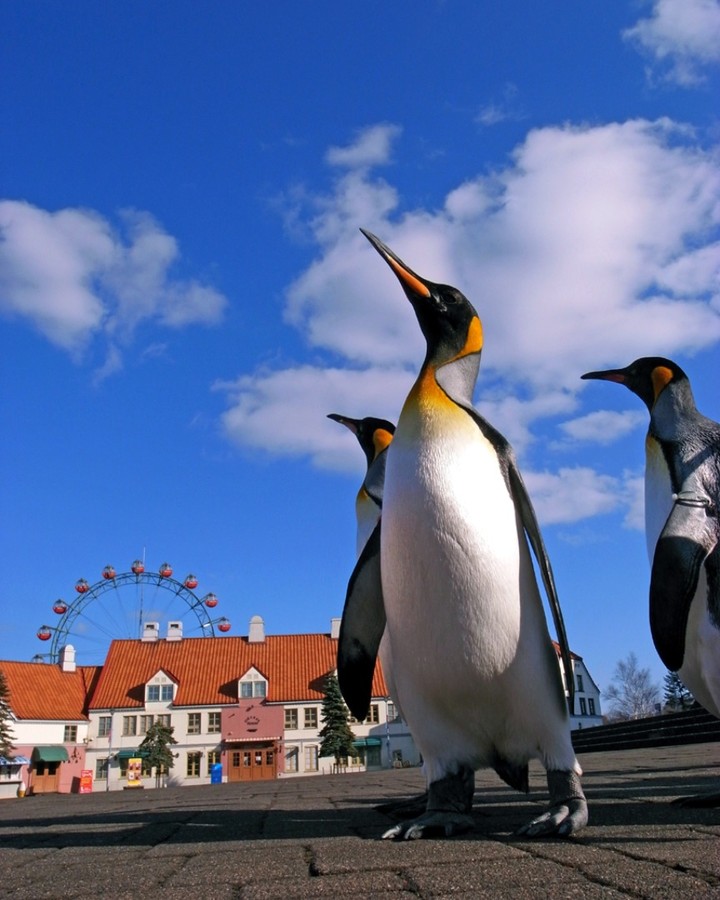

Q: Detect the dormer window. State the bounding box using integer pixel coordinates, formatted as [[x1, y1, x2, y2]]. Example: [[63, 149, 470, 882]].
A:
[[146, 671, 176, 704], [239, 667, 267, 699], [147, 684, 174, 703]]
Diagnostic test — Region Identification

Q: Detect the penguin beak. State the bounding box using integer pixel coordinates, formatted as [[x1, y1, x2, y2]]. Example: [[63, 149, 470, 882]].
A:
[[580, 368, 627, 385], [327, 413, 359, 436], [360, 229, 433, 303]]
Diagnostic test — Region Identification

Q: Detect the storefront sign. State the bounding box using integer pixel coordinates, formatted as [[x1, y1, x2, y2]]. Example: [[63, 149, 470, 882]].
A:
[[127, 758, 143, 788], [79, 769, 93, 793]]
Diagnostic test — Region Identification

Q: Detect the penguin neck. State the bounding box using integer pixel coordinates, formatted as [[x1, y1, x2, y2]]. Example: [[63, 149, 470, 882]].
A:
[[651, 380, 696, 440], [434, 352, 481, 410], [402, 352, 480, 426], [363, 448, 388, 506]]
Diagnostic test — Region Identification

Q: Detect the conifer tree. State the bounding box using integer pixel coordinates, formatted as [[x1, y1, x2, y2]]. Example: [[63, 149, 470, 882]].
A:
[[139, 720, 178, 787], [663, 670, 694, 711], [318, 673, 356, 768], [0, 669, 15, 757]]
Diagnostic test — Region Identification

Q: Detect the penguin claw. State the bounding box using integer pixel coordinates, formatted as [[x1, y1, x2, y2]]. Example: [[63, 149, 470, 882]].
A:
[[381, 812, 474, 840], [516, 798, 588, 838]]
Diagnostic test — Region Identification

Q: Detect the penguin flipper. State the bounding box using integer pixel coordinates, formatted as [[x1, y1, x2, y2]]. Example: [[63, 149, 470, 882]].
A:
[[650, 494, 717, 671], [506, 460, 575, 713], [337, 521, 386, 720]]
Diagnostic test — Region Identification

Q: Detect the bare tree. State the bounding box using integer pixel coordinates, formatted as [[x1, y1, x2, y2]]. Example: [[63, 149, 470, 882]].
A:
[[604, 652, 660, 721]]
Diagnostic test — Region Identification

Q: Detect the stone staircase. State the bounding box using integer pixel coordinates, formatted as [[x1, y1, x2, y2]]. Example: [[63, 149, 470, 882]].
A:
[[572, 706, 720, 754]]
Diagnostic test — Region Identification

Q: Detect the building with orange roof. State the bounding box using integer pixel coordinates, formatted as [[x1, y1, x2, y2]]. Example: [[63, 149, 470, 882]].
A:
[[83, 615, 417, 791], [1, 615, 601, 795], [0, 645, 101, 796]]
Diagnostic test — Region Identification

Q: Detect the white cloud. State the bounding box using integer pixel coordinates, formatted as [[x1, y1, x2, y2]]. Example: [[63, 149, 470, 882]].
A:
[[558, 410, 647, 445], [524, 467, 639, 526], [624, 0, 720, 86], [215, 364, 413, 472], [622, 473, 646, 531], [325, 124, 402, 169], [92, 343, 124, 386], [475, 83, 524, 127], [0, 201, 228, 361], [282, 118, 720, 384], [219, 117, 719, 528], [0, 202, 110, 351]]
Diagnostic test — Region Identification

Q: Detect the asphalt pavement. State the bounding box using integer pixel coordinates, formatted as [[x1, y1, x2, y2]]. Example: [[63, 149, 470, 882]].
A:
[[0, 742, 718, 898]]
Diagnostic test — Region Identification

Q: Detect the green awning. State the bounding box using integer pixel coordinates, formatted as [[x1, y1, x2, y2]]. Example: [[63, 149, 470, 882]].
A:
[[116, 748, 149, 759], [31, 746, 69, 763], [352, 737, 382, 748]]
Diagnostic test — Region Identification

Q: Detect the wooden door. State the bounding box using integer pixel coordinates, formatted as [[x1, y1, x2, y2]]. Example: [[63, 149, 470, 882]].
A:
[[31, 761, 60, 793], [228, 745, 276, 781]]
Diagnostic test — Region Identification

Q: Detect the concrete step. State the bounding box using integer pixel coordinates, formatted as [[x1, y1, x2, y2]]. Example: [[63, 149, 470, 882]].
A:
[[572, 706, 720, 753]]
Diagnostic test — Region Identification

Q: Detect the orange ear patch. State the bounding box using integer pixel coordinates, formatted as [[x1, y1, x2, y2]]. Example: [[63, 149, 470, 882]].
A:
[[372, 429, 393, 456], [463, 316, 483, 356], [651, 365, 674, 401]]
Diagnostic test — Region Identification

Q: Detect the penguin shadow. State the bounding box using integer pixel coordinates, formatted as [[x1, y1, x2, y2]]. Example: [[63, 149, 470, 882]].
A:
[[345, 774, 720, 842]]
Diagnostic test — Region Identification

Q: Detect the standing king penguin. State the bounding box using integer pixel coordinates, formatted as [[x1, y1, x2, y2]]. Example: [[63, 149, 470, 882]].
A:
[[327, 414, 395, 555], [582, 358, 720, 805], [338, 230, 587, 839], [327, 414, 405, 725]]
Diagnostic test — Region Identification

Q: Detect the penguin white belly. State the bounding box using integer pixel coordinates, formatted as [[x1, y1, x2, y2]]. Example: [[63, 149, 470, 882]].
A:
[[355, 489, 380, 557], [381, 411, 574, 783], [644, 435, 674, 563], [678, 569, 720, 719]]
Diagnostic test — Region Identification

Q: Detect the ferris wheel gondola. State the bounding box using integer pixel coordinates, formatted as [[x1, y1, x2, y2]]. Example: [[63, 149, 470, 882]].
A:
[[35, 560, 231, 664]]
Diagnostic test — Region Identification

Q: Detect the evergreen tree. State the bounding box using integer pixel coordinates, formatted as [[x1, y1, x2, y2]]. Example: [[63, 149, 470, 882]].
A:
[[0, 669, 15, 757], [318, 673, 356, 768], [663, 670, 694, 711], [139, 721, 178, 788]]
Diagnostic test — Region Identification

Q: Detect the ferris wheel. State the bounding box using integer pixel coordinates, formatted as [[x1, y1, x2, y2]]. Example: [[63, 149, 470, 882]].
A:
[[35, 559, 231, 665]]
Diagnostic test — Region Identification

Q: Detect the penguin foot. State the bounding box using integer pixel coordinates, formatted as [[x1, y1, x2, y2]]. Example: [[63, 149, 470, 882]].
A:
[[672, 791, 720, 808], [375, 791, 428, 819], [382, 811, 474, 840], [382, 766, 475, 840], [516, 769, 588, 838]]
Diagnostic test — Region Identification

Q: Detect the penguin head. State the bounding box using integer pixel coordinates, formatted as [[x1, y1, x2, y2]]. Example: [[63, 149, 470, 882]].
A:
[[360, 229, 483, 371], [581, 357, 689, 412], [327, 413, 395, 466]]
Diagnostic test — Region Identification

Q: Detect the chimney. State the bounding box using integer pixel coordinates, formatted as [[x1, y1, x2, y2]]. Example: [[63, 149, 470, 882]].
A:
[[330, 618, 341, 640], [166, 621, 183, 642], [142, 621, 160, 642], [59, 644, 76, 672], [248, 615, 265, 643]]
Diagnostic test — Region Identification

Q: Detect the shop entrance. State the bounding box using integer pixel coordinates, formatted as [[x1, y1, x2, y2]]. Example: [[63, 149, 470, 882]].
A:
[[31, 760, 60, 794], [228, 743, 277, 781]]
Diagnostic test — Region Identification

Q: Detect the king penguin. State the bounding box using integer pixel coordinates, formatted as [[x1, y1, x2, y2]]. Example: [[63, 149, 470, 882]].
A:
[[582, 357, 720, 805], [327, 414, 395, 555], [337, 230, 587, 839], [327, 413, 406, 728]]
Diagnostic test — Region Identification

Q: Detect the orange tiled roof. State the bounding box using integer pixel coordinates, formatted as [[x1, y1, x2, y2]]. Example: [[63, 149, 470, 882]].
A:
[[552, 641, 581, 661], [90, 633, 389, 710], [0, 661, 101, 721]]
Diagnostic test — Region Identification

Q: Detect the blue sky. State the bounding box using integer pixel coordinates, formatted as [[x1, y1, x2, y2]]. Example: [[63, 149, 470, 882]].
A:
[[2, 1, 719, 700]]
